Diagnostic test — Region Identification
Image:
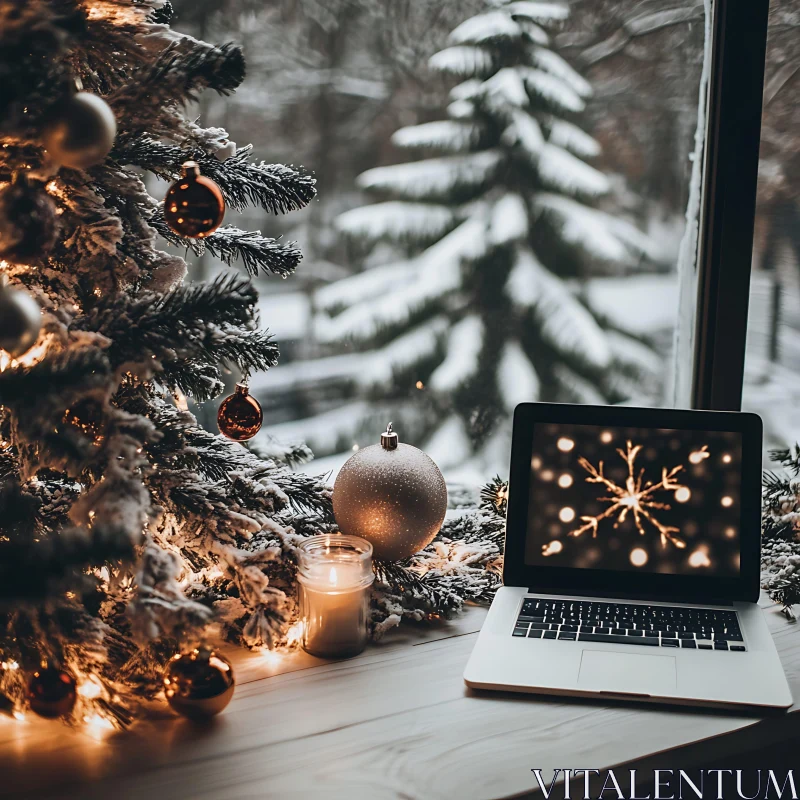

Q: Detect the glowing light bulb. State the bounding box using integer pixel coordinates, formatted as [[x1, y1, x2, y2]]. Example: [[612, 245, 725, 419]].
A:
[[540, 469, 554, 482], [721, 496, 733, 508], [630, 548, 648, 567], [558, 507, 576, 523], [722, 453, 732, 464], [557, 437, 574, 452], [600, 431, 613, 444], [531, 456, 542, 470], [724, 526, 736, 539], [557, 473, 573, 488], [689, 447, 710, 465]]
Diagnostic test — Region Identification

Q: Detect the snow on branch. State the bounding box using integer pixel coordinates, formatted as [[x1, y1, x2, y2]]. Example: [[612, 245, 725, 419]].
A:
[[429, 315, 484, 392], [318, 216, 488, 343], [392, 120, 484, 153], [529, 47, 592, 98], [336, 202, 461, 246], [553, 363, 606, 405], [110, 39, 245, 134], [521, 67, 585, 114], [490, 194, 529, 245], [543, 117, 601, 159], [536, 143, 610, 198], [533, 193, 663, 266], [449, 12, 523, 46], [356, 151, 502, 201], [500, 2, 569, 25], [114, 139, 317, 215], [429, 46, 496, 79], [498, 340, 541, 410], [507, 250, 612, 369], [153, 216, 303, 278], [316, 261, 417, 314], [357, 316, 448, 389]]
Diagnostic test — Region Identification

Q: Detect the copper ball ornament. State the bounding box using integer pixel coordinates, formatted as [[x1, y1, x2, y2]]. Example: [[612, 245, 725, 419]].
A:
[[0, 174, 59, 263], [333, 423, 448, 562], [41, 92, 117, 170], [217, 383, 263, 441], [27, 667, 77, 719], [163, 161, 225, 238], [0, 283, 42, 359], [163, 647, 235, 720]]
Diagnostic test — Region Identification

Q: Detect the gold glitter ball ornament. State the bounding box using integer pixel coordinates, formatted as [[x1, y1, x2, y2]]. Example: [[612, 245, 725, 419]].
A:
[[27, 667, 77, 719], [164, 161, 225, 238], [0, 282, 42, 359], [217, 383, 263, 441], [333, 422, 448, 562], [163, 647, 235, 720], [41, 92, 117, 170]]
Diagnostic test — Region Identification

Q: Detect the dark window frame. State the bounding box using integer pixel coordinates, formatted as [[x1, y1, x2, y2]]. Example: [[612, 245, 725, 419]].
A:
[[691, 0, 770, 411]]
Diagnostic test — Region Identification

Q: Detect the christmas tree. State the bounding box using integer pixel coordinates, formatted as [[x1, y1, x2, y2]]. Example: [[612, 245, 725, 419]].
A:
[[0, 0, 333, 726], [266, 0, 666, 474]]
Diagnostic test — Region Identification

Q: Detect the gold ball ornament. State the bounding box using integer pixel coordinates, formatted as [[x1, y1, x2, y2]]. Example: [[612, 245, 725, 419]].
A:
[[163, 647, 235, 720], [164, 161, 225, 238], [27, 667, 77, 719], [41, 92, 117, 170], [333, 423, 448, 562], [217, 383, 263, 441], [0, 283, 42, 359]]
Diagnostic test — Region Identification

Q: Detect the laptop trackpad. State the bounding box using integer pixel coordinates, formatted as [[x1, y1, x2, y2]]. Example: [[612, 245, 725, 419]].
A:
[[578, 649, 677, 696]]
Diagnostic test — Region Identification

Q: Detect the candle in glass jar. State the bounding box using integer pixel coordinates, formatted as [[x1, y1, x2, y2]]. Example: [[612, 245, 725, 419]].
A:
[[297, 535, 374, 658]]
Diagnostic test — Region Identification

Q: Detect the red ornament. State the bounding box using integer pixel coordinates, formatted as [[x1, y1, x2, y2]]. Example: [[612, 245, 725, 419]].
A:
[[217, 383, 263, 441], [163, 161, 225, 238], [27, 667, 77, 719]]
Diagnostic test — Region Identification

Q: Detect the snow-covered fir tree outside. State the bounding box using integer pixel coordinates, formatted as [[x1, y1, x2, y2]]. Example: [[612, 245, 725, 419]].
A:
[[257, 0, 668, 482]]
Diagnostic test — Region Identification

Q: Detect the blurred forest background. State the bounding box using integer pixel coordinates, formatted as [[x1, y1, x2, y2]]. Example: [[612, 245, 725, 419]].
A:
[[165, 0, 800, 482]]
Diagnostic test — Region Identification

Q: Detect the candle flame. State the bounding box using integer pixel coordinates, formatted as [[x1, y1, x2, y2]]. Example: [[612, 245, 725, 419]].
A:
[[328, 566, 337, 585]]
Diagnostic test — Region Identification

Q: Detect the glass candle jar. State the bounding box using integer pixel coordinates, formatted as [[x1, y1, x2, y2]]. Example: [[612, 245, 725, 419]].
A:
[[297, 534, 375, 658]]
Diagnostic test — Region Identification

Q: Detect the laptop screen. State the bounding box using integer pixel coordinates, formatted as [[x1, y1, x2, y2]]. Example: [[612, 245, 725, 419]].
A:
[[525, 422, 742, 577]]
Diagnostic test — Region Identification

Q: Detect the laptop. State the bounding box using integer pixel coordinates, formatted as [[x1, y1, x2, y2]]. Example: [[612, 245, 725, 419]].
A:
[[464, 403, 793, 710]]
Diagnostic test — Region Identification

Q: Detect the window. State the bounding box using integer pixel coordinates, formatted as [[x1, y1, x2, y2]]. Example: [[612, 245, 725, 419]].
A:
[[169, 0, 769, 482], [742, 0, 800, 456]]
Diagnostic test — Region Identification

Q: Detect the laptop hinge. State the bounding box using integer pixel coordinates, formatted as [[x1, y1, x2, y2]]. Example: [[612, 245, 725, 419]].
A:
[[526, 586, 734, 606]]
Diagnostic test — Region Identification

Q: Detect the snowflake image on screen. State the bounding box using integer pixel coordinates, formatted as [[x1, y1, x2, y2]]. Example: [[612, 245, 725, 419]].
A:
[[568, 440, 693, 549]]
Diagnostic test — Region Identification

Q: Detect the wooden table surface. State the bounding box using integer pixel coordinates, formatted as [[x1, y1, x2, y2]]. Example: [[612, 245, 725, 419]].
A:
[[2, 592, 798, 800]]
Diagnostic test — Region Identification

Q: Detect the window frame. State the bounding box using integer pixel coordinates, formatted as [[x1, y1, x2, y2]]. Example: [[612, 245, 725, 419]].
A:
[[691, 0, 770, 411]]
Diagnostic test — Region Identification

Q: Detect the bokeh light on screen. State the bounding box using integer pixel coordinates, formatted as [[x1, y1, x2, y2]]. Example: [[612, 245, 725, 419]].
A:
[[688, 548, 712, 568], [526, 423, 742, 577], [689, 446, 710, 465], [674, 486, 691, 503], [542, 540, 563, 556]]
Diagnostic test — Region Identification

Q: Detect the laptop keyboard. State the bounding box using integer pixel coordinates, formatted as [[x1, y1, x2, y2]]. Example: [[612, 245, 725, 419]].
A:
[[514, 598, 746, 651]]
